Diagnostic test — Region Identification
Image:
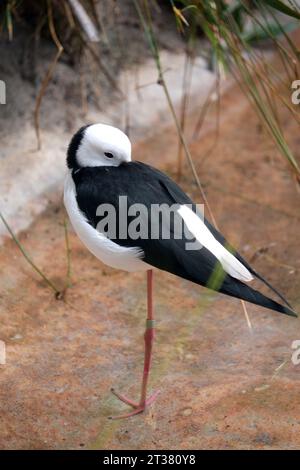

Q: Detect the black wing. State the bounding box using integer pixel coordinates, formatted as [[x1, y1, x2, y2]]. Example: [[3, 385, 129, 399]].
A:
[[158, 168, 293, 309], [73, 161, 296, 317]]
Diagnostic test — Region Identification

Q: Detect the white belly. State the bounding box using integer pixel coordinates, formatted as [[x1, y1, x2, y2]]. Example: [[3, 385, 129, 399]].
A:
[[63, 170, 148, 272]]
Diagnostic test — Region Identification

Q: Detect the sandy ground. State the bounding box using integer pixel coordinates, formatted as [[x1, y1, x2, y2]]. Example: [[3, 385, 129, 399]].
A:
[[1, 67, 300, 449]]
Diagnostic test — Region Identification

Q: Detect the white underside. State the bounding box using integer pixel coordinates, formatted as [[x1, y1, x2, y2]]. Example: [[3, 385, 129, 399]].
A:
[[64, 171, 148, 272], [64, 170, 253, 282]]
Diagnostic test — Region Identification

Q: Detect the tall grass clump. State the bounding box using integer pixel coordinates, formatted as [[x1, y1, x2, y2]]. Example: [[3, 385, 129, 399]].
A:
[[169, 0, 300, 180]]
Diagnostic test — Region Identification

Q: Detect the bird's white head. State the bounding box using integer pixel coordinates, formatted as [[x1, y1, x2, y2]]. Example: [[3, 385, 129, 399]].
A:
[[67, 123, 132, 169]]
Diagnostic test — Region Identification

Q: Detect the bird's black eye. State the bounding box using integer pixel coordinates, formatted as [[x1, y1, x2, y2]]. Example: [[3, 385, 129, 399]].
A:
[[104, 152, 114, 159]]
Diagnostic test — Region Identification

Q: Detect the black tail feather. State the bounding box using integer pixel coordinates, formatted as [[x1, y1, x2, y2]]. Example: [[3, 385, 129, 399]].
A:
[[250, 269, 293, 310], [220, 277, 297, 318]]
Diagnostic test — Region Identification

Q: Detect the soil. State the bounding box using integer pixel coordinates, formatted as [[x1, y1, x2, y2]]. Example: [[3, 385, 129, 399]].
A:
[[0, 0, 183, 138], [0, 64, 300, 449]]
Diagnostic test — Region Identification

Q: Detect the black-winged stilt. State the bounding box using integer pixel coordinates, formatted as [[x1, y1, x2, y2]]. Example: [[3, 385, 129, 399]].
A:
[[64, 123, 297, 419]]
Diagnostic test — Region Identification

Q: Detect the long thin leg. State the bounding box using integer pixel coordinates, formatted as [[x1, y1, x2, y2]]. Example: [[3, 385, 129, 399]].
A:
[[140, 269, 155, 406], [109, 270, 160, 419]]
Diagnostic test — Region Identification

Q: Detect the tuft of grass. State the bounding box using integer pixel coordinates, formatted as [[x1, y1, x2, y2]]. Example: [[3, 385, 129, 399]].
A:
[[0, 210, 61, 297], [167, 0, 300, 179], [34, 0, 64, 150], [0, 211, 73, 300], [63, 218, 72, 292]]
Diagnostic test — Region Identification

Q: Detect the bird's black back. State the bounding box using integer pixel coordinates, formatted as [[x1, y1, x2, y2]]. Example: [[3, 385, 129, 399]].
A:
[[72, 161, 296, 317]]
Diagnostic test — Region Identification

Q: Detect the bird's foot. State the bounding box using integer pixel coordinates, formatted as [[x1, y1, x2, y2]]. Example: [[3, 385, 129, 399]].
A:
[[109, 388, 160, 420]]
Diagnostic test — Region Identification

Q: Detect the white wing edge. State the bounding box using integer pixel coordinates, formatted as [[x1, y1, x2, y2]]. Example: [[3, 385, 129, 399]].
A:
[[178, 205, 254, 283]]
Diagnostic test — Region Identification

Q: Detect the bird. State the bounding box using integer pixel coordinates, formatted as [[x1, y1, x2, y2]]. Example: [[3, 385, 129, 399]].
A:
[[64, 123, 297, 419]]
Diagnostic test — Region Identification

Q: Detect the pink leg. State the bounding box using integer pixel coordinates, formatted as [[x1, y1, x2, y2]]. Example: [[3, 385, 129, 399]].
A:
[[109, 270, 160, 419]]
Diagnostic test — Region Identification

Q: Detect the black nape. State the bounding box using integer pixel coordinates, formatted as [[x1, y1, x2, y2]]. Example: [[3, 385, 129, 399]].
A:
[[67, 124, 91, 169]]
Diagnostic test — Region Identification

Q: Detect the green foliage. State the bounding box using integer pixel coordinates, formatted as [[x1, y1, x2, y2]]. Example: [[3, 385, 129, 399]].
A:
[[264, 0, 300, 20], [168, 0, 300, 177]]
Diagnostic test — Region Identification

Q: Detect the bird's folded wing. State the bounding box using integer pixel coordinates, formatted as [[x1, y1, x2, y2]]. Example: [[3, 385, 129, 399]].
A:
[[177, 205, 253, 282], [152, 169, 252, 282]]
